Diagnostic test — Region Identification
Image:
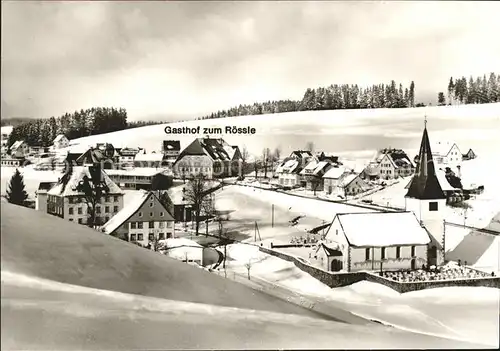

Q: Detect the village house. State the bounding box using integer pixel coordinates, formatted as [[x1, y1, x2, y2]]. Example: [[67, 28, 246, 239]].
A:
[[364, 148, 414, 180], [431, 141, 462, 167], [9, 140, 29, 158], [322, 166, 350, 195], [405, 124, 447, 267], [52, 134, 70, 150], [44, 165, 124, 226], [134, 152, 167, 168], [299, 160, 333, 192], [162, 140, 181, 163], [323, 211, 431, 272], [338, 173, 370, 197], [289, 150, 315, 167], [462, 148, 477, 161], [173, 137, 242, 179], [167, 184, 193, 222], [76, 147, 117, 169], [115, 146, 141, 168], [275, 159, 302, 188], [104, 168, 173, 191], [101, 190, 175, 246]]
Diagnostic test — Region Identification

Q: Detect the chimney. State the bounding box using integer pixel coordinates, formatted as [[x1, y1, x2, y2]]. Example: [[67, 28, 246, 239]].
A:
[[456, 165, 461, 178]]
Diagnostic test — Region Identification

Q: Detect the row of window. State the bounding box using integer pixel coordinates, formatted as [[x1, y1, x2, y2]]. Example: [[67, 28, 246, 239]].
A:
[[136, 210, 167, 218], [130, 232, 173, 241], [68, 205, 119, 215], [365, 246, 416, 261], [68, 195, 120, 204], [69, 216, 111, 224], [130, 221, 173, 229]]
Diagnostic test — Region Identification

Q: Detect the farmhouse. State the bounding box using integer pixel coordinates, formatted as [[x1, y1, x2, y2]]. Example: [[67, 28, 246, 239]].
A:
[[365, 148, 414, 180], [44, 165, 124, 226], [462, 148, 477, 161], [275, 159, 302, 188], [9, 140, 29, 158], [101, 190, 175, 246], [405, 124, 447, 267], [322, 166, 350, 195], [75, 147, 117, 169], [299, 160, 332, 191], [431, 141, 462, 167], [116, 146, 141, 167], [289, 150, 315, 167], [52, 134, 69, 150], [338, 173, 369, 197], [323, 212, 431, 272], [174, 137, 242, 179], [104, 168, 173, 190]]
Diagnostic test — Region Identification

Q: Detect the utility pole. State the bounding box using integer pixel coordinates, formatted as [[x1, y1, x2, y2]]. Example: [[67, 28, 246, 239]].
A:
[[272, 204, 274, 228]]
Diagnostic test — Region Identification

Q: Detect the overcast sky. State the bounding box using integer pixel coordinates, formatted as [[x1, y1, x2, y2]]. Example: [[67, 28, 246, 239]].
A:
[[2, 1, 500, 121]]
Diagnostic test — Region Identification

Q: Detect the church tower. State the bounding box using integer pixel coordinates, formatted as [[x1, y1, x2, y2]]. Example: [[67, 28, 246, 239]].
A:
[[405, 120, 446, 266]]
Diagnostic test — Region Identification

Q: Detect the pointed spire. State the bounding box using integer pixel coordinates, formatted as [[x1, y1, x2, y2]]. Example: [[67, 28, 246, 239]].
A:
[[405, 120, 446, 200]]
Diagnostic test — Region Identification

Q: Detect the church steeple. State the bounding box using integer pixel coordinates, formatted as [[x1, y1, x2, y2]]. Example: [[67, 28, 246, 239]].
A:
[[405, 121, 446, 200]]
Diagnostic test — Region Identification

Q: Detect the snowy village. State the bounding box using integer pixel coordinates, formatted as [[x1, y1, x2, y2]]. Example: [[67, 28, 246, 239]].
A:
[[1, 1, 500, 350]]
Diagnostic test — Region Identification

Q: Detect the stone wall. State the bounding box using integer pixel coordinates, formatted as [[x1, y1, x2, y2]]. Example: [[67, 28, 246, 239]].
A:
[[259, 246, 500, 293]]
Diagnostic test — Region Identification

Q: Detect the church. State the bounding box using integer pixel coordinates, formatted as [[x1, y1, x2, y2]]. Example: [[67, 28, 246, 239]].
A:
[[322, 121, 447, 272]]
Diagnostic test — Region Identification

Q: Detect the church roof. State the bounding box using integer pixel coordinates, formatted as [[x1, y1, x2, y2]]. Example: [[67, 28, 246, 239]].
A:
[[405, 126, 446, 200]]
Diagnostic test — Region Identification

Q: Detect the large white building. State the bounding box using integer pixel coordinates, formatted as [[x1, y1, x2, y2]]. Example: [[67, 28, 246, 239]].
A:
[[430, 141, 462, 167], [43, 165, 124, 226], [275, 159, 302, 188], [101, 190, 175, 246]]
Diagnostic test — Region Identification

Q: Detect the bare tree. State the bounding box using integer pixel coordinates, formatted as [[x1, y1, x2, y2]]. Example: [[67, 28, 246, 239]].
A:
[[244, 259, 253, 280], [202, 192, 216, 237], [217, 216, 234, 278], [240, 146, 250, 178], [305, 141, 315, 153], [262, 147, 271, 179], [273, 147, 281, 162], [311, 177, 321, 196], [183, 173, 212, 236]]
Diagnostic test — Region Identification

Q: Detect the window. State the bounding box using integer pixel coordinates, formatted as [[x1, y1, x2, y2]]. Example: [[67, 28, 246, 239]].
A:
[[139, 212, 143, 217], [114, 196, 118, 202], [149, 234, 154, 241], [138, 222, 143, 229], [130, 234, 137, 241], [131, 222, 137, 229], [77, 207, 82, 215], [159, 233, 165, 240], [159, 221, 165, 228], [160, 211, 164, 217], [69, 207, 74, 215], [166, 221, 172, 228], [150, 212, 154, 217], [105, 196, 110, 202], [69, 218, 74, 222], [365, 248, 370, 261], [113, 206, 118, 212], [396, 246, 401, 259], [381, 247, 386, 260], [96, 206, 101, 214], [138, 234, 143, 241], [148, 221, 154, 229], [429, 202, 438, 211], [69, 197, 73, 204], [149, 202, 154, 208], [411, 246, 415, 257], [105, 206, 110, 213], [78, 218, 82, 224], [167, 233, 172, 239]]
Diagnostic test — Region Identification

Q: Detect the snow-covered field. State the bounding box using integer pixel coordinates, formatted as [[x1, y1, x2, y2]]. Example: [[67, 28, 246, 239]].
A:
[[55, 103, 500, 161], [223, 243, 500, 347]]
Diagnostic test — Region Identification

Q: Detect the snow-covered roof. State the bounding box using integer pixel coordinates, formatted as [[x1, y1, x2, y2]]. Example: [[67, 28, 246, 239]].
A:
[[323, 166, 348, 179], [134, 153, 164, 162], [101, 190, 150, 234], [47, 166, 123, 197], [431, 141, 458, 157], [104, 168, 171, 177], [163, 238, 203, 261], [339, 173, 358, 187], [310, 161, 330, 175], [167, 184, 188, 205], [53, 134, 67, 143], [436, 169, 459, 192], [10, 140, 25, 150], [276, 159, 300, 174], [333, 212, 431, 247]]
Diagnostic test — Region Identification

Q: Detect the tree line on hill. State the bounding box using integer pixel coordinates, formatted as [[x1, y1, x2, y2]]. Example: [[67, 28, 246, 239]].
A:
[[197, 80, 417, 120], [1, 117, 33, 127], [438, 72, 500, 106], [7, 107, 131, 148]]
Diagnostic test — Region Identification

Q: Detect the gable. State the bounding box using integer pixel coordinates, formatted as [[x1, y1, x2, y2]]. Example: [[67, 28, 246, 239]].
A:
[[127, 193, 175, 222]]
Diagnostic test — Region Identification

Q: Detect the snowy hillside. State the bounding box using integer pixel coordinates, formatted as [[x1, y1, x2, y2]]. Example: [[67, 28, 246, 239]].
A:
[[65, 103, 500, 159]]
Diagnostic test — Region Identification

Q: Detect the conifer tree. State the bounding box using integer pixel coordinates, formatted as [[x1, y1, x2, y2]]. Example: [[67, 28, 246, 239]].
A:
[[6, 169, 29, 206]]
